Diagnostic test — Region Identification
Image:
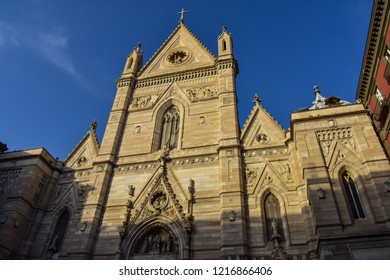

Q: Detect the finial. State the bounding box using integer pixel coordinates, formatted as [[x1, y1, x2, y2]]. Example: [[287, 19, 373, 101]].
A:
[[253, 93, 262, 105], [136, 42, 141, 52], [178, 8, 188, 23], [313, 85, 320, 96], [222, 25, 227, 33], [90, 119, 97, 131]]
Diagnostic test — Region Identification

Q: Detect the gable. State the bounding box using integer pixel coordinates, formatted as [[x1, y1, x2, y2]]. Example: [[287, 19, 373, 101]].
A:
[[138, 24, 216, 79], [241, 104, 286, 148], [64, 128, 100, 169]]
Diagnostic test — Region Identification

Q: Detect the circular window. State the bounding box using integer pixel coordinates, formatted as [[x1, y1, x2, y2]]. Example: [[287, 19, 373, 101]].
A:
[[166, 49, 189, 65]]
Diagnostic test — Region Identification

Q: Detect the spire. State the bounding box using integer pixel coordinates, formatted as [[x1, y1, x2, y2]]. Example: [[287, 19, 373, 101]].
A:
[[121, 42, 143, 77], [178, 8, 188, 23], [218, 25, 234, 59], [311, 85, 326, 109]]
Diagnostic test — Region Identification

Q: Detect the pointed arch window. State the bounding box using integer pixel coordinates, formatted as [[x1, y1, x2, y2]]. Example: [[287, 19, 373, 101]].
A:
[[127, 58, 134, 70], [264, 193, 284, 241], [342, 171, 365, 219], [222, 39, 227, 51], [160, 106, 180, 150], [48, 210, 70, 255]]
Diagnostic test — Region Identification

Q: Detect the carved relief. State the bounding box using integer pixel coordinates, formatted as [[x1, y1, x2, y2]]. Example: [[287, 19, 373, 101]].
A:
[[245, 167, 259, 185], [316, 127, 355, 158], [130, 94, 158, 111], [242, 147, 288, 158], [186, 85, 217, 101], [167, 50, 189, 65], [223, 97, 233, 104], [271, 161, 292, 182], [76, 156, 87, 167], [130, 224, 178, 259], [134, 125, 141, 134], [256, 133, 270, 144], [150, 189, 168, 211]]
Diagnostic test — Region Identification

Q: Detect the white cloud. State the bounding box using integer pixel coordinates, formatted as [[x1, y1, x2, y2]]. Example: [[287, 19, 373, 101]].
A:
[[0, 22, 19, 47], [0, 21, 92, 92], [34, 31, 77, 76]]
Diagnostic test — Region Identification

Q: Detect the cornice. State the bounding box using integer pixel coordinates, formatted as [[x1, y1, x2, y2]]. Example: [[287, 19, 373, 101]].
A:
[[356, 0, 388, 103], [134, 67, 218, 88]]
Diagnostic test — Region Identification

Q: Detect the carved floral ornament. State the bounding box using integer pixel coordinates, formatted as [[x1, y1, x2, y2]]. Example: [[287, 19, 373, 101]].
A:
[[166, 49, 190, 65]]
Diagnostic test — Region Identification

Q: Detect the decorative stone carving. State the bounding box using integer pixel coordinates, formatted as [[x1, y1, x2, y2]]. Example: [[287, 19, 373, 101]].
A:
[[96, 165, 104, 172], [167, 50, 189, 65], [198, 116, 206, 125], [134, 125, 141, 134], [130, 94, 158, 111], [186, 85, 217, 101], [245, 167, 259, 185], [136, 68, 217, 89], [255, 133, 270, 143], [79, 222, 87, 232], [226, 149, 233, 158], [316, 126, 355, 158], [223, 97, 233, 104], [271, 160, 292, 182], [77, 156, 87, 167], [130, 224, 179, 259], [150, 190, 168, 210], [243, 147, 288, 158]]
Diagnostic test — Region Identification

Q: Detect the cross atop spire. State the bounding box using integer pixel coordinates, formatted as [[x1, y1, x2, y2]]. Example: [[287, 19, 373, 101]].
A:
[[178, 8, 188, 23], [253, 93, 262, 106]]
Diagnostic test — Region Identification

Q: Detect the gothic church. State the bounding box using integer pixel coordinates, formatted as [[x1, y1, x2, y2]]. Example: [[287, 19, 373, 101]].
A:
[[1, 13, 390, 260]]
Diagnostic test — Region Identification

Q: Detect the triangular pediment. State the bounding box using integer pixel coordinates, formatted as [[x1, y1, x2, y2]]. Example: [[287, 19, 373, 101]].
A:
[[138, 23, 216, 79], [327, 140, 362, 171], [129, 166, 191, 227], [64, 128, 100, 169], [241, 104, 286, 148], [248, 162, 289, 197]]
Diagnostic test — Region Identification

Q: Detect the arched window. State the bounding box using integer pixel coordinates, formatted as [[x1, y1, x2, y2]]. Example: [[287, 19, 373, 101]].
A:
[[264, 193, 284, 241], [342, 171, 365, 219], [48, 210, 70, 255], [127, 57, 134, 70], [160, 106, 180, 150], [222, 39, 227, 51]]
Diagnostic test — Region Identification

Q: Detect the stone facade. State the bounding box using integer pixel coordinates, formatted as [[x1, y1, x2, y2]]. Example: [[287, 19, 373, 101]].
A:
[[1, 19, 390, 260]]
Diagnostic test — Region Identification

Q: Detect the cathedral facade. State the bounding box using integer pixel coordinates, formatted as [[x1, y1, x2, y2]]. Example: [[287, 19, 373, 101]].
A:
[[1, 17, 390, 260]]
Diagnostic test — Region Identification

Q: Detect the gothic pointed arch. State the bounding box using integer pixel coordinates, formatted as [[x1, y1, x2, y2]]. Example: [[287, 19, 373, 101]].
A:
[[264, 192, 285, 241], [120, 162, 193, 260], [160, 106, 180, 150], [124, 217, 187, 260], [151, 98, 185, 152], [46, 208, 71, 258], [341, 170, 366, 220]]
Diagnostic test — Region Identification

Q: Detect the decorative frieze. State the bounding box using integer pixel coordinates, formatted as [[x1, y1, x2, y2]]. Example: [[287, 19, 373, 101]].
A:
[[130, 94, 159, 111], [114, 155, 218, 174], [316, 126, 355, 157], [186, 85, 217, 101], [135, 68, 217, 89], [243, 147, 288, 158], [0, 167, 22, 179], [116, 78, 135, 88]]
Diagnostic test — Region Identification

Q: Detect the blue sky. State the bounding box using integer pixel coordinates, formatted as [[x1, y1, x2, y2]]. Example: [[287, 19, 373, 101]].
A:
[[0, 0, 372, 160]]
